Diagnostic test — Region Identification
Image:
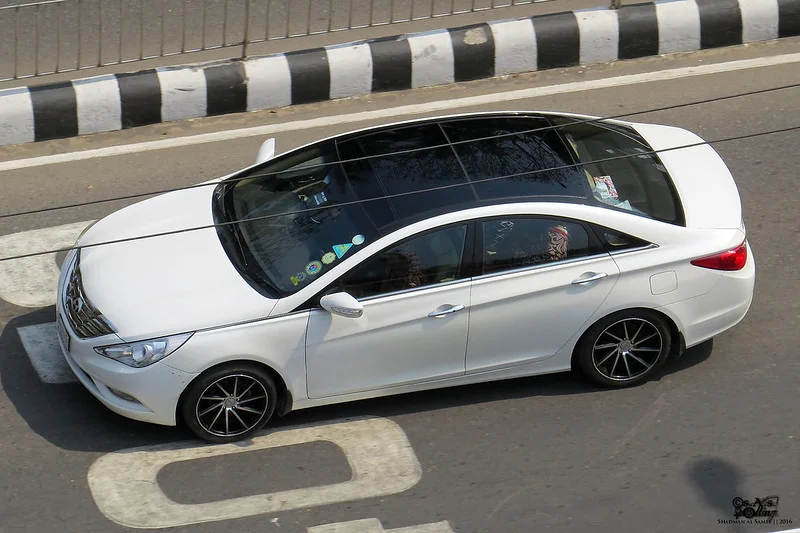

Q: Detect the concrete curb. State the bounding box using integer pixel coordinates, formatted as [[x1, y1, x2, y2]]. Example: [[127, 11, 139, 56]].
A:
[[0, 0, 798, 147]]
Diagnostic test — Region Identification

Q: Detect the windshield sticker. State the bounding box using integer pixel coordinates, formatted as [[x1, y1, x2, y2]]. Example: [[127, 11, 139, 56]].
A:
[[321, 252, 337, 265], [312, 192, 328, 206], [333, 243, 353, 259], [352, 234, 365, 246], [306, 261, 323, 276], [290, 272, 307, 286]]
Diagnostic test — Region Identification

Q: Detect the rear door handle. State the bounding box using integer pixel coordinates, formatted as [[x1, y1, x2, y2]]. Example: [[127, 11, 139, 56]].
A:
[[428, 304, 465, 318], [571, 272, 608, 285]]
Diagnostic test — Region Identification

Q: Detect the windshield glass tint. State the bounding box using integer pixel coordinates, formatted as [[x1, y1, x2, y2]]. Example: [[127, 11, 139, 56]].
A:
[[337, 124, 476, 228], [440, 117, 588, 200], [222, 142, 379, 295], [551, 117, 684, 225]]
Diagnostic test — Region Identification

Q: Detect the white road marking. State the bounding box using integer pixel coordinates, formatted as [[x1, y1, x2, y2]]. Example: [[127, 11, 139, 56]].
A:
[[0, 220, 93, 308], [87, 417, 423, 529], [17, 323, 76, 383], [308, 519, 454, 533], [3, 52, 799, 173]]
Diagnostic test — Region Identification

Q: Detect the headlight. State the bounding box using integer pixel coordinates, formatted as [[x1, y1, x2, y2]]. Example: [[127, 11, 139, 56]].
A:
[[94, 332, 194, 368]]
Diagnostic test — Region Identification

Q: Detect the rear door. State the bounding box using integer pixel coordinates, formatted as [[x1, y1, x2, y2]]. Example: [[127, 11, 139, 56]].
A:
[[466, 216, 619, 372]]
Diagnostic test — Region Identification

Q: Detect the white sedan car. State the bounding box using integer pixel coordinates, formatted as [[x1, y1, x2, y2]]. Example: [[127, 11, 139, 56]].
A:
[[56, 112, 755, 442]]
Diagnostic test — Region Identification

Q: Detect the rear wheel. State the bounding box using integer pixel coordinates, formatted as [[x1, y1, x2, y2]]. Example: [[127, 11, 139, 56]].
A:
[[182, 364, 277, 443], [578, 310, 672, 387]]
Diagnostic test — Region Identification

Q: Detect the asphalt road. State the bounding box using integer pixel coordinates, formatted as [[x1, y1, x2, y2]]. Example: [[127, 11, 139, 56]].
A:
[[0, 38, 799, 533]]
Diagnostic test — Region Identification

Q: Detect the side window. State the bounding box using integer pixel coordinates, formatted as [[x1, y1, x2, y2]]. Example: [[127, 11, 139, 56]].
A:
[[340, 225, 468, 299], [591, 225, 652, 252], [481, 218, 596, 275]]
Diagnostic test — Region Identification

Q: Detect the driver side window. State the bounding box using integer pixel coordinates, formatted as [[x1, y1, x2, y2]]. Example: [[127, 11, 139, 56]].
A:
[[340, 225, 469, 299]]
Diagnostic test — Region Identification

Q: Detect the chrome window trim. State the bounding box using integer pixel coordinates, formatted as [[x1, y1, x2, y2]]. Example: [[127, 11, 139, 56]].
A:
[[472, 252, 609, 282], [607, 243, 659, 256], [350, 277, 473, 303]]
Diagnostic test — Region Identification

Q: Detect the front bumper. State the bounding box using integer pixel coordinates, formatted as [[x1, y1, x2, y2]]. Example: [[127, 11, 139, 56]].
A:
[[56, 294, 197, 427]]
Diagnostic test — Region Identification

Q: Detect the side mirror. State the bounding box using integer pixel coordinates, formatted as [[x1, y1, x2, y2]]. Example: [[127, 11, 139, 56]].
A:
[[255, 138, 276, 165], [320, 292, 364, 319]]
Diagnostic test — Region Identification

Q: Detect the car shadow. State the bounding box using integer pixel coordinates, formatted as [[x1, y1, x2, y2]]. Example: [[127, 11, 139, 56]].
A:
[[1, 308, 714, 452], [0, 308, 189, 453], [272, 339, 716, 430]]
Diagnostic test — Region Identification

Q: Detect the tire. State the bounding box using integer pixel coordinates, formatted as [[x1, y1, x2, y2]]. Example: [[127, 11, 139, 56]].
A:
[[181, 363, 277, 443], [577, 309, 672, 388]]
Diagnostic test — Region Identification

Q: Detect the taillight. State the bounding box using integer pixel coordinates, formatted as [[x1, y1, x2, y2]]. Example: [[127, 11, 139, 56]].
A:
[[691, 241, 748, 271]]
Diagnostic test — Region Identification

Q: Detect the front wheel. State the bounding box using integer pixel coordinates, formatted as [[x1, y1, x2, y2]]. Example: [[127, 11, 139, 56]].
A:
[[182, 364, 277, 443], [577, 310, 672, 387]]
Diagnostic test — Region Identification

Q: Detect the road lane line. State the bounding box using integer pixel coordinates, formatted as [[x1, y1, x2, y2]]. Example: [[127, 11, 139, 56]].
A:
[[87, 417, 423, 529], [308, 519, 454, 533], [0, 220, 93, 307], [1, 52, 800, 173], [17, 323, 77, 383]]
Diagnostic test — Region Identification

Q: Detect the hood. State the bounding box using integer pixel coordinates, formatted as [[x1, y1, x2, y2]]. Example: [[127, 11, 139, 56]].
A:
[[629, 122, 743, 229], [77, 184, 277, 341]]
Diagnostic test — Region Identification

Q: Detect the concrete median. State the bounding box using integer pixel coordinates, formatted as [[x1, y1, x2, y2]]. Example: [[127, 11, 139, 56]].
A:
[[0, 0, 798, 147]]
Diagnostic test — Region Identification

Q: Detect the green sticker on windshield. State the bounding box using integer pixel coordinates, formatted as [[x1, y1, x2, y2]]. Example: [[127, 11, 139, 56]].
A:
[[333, 243, 353, 259]]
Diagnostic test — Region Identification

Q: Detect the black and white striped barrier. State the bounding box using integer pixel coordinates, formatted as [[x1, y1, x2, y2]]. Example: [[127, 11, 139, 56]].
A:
[[0, 0, 798, 147]]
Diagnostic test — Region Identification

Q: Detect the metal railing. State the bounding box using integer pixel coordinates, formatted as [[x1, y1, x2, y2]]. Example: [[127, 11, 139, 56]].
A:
[[1, 0, 565, 82]]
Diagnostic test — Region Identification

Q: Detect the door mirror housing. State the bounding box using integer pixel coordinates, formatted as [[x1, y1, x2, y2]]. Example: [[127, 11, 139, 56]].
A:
[[320, 292, 364, 319], [255, 138, 276, 165]]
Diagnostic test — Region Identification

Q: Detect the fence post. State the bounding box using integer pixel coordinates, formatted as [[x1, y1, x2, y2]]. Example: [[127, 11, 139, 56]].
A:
[[242, 0, 250, 58]]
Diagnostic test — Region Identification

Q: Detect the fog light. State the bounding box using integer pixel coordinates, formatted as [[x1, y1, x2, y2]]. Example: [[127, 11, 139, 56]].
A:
[[108, 387, 139, 404]]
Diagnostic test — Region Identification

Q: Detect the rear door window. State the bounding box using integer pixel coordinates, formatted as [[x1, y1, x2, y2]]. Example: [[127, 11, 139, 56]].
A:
[[481, 217, 601, 275]]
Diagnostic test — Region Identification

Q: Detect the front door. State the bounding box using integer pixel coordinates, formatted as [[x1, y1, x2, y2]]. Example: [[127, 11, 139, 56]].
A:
[[466, 216, 619, 372], [306, 224, 472, 399]]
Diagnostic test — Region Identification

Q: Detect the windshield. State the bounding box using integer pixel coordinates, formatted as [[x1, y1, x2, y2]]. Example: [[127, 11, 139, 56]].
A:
[[216, 142, 380, 296]]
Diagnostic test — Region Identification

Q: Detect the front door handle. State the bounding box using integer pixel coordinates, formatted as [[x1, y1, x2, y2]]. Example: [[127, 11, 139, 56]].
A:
[[428, 304, 465, 318], [571, 272, 608, 285]]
